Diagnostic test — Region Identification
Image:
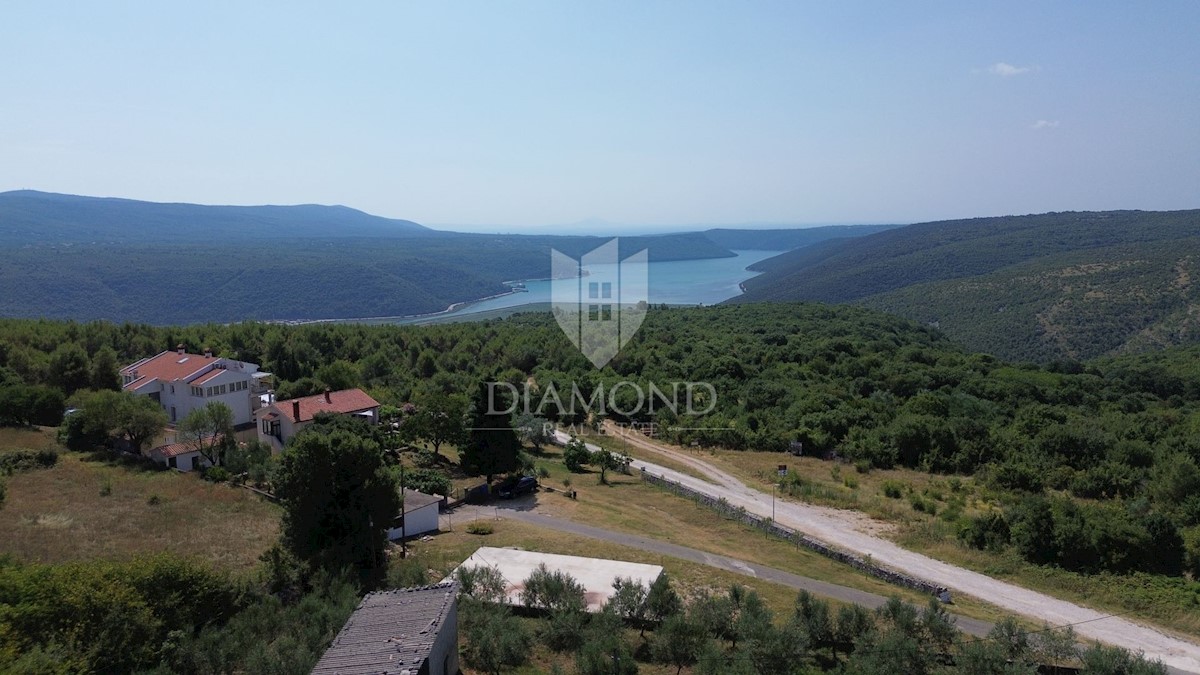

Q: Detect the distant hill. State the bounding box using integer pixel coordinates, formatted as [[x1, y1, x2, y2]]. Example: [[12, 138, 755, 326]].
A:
[[0, 191, 742, 324], [0, 190, 437, 243], [734, 210, 1200, 361], [701, 224, 898, 251]]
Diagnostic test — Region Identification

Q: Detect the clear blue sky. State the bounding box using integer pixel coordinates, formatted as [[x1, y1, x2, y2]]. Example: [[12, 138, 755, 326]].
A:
[[2, 2, 1197, 229]]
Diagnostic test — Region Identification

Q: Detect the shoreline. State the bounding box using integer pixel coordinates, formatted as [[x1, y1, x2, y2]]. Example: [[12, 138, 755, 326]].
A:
[[272, 285, 530, 326], [271, 250, 773, 327]]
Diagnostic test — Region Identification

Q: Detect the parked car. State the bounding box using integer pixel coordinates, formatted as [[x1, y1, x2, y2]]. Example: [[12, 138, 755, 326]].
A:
[[497, 475, 538, 499]]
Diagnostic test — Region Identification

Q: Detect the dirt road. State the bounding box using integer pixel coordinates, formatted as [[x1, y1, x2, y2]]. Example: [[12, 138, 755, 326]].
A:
[[565, 427, 1200, 673]]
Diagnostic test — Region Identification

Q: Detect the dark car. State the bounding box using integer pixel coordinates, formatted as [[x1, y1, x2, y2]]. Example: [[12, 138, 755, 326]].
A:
[[497, 475, 538, 499]]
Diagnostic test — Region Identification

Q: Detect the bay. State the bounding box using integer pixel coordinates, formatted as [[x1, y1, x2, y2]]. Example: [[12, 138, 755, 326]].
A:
[[373, 249, 780, 325]]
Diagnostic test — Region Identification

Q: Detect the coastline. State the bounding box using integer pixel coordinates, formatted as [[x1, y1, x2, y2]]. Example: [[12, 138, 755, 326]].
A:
[[271, 250, 774, 327]]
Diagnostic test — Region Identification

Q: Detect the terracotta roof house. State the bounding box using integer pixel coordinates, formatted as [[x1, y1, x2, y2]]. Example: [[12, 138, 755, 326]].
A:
[[311, 583, 458, 675], [121, 345, 271, 427], [147, 435, 222, 472], [256, 388, 380, 451]]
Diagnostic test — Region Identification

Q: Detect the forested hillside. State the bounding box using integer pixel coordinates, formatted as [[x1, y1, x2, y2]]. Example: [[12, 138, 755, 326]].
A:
[[3, 303, 1200, 586], [735, 210, 1200, 361], [701, 223, 897, 250], [0, 191, 737, 324], [0, 190, 437, 243]]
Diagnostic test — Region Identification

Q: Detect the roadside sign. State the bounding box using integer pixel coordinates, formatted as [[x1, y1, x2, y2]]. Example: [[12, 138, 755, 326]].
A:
[[777, 464, 787, 477]]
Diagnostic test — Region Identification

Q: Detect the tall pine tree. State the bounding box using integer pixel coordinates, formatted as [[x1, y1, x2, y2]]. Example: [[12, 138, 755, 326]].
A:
[[461, 381, 521, 484]]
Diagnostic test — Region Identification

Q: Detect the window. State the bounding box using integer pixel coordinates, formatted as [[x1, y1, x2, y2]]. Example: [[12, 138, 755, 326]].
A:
[[601, 282, 612, 298], [588, 282, 599, 299], [588, 304, 599, 321], [601, 304, 612, 321], [168, 456, 177, 468]]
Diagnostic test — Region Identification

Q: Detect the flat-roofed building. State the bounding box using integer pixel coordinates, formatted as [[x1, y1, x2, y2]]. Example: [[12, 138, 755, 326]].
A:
[[452, 546, 665, 612]]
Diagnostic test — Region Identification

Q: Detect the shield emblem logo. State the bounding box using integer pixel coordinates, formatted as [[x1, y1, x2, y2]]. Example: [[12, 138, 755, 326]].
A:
[[551, 239, 649, 369]]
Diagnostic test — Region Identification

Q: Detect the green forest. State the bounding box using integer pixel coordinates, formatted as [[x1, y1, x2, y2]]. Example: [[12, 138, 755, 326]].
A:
[[3, 302, 1200, 582], [736, 210, 1200, 361], [3, 302, 1200, 672]]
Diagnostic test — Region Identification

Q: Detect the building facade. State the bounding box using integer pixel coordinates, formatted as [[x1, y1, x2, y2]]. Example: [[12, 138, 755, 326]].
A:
[[256, 388, 380, 452], [121, 345, 270, 426]]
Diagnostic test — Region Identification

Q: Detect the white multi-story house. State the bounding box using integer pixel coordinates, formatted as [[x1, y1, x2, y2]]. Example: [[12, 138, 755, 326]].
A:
[[121, 345, 271, 426]]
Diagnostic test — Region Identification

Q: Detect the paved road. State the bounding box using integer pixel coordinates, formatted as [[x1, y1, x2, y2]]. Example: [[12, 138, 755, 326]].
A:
[[446, 502, 995, 639], [560, 427, 1200, 674]]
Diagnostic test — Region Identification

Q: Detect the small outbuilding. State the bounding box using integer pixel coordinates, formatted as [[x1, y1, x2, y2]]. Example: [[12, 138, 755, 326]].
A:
[[387, 489, 442, 541], [148, 439, 211, 472], [311, 583, 458, 675]]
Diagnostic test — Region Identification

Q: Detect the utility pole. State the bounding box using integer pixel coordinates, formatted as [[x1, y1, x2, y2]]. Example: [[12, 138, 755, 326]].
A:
[[399, 458, 407, 559]]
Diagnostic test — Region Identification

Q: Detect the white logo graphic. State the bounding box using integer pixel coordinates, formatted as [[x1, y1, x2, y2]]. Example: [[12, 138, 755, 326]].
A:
[[551, 239, 649, 368]]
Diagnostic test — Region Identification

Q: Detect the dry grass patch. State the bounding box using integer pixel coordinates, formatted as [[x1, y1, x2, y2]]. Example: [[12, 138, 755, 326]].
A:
[[0, 425, 58, 451], [0, 452, 279, 571]]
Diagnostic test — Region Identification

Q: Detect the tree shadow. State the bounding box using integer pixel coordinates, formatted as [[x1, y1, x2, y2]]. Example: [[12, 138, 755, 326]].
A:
[[79, 448, 166, 473]]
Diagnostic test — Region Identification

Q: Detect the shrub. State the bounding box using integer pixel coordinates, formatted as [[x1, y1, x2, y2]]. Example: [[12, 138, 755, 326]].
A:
[[955, 509, 1012, 547], [0, 555, 246, 674], [202, 466, 231, 483], [563, 438, 591, 473], [146, 494, 162, 506], [843, 475, 859, 489], [99, 478, 112, 497], [881, 480, 904, 499], [387, 557, 429, 589], [854, 459, 872, 474], [908, 493, 937, 515], [0, 448, 58, 475], [537, 465, 551, 479], [455, 565, 507, 603], [395, 466, 451, 496], [460, 599, 531, 673], [520, 563, 587, 613], [466, 521, 494, 535]]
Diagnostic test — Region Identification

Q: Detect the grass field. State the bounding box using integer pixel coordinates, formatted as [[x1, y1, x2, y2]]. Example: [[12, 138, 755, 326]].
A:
[[0, 428, 280, 572]]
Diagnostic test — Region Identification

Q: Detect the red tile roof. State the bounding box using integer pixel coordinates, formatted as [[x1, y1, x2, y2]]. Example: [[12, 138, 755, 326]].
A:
[[150, 440, 202, 458], [189, 369, 227, 386], [267, 388, 380, 423], [121, 350, 216, 390]]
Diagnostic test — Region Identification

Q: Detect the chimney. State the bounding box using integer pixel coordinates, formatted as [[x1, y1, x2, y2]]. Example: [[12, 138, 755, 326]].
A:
[[324, 388, 332, 403], [292, 400, 301, 421], [176, 343, 185, 355], [203, 347, 212, 358]]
